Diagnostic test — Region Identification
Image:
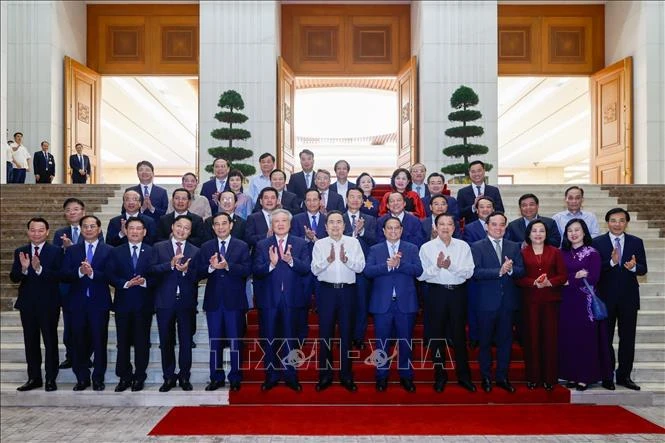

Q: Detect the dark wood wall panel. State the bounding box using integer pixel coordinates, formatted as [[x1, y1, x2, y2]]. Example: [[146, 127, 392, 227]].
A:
[[88, 4, 199, 75], [282, 4, 409, 76], [498, 5, 604, 75]]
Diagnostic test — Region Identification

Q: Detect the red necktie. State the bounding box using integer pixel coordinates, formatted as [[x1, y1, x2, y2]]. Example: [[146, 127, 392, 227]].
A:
[[34, 246, 40, 257]]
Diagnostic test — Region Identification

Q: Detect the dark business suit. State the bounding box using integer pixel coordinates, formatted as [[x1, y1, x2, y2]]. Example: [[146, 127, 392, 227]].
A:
[[10, 242, 62, 383], [33, 151, 55, 183], [253, 190, 302, 215], [457, 184, 504, 223], [158, 211, 205, 247], [62, 241, 113, 384], [69, 153, 91, 183], [329, 181, 356, 196], [463, 220, 488, 245], [287, 170, 316, 200], [320, 190, 346, 213], [462, 220, 488, 343], [421, 215, 461, 241], [377, 213, 426, 248], [364, 241, 422, 381], [150, 240, 200, 382], [592, 233, 648, 382], [245, 211, 271, 249], [53, 227, 103, 364], [253, 235, 311, 383], [343, 212, 377, 342], [506, 216, 561, 247], [200, 177, 231, 210], [198, 237, 251, 384], [126, 184, 169, 222], [107, 243, 155, 384], [423, 194, 460, 221], [106, 213, 157, 246], [470, 237, 524, 382], [201, 214, 246, 244]]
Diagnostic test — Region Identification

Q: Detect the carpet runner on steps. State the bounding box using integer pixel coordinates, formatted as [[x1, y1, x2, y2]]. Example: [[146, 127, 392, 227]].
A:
[[149, 404, 665, 436]]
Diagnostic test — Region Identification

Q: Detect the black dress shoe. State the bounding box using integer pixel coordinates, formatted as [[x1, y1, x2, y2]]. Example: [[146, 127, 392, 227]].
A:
[[433, 379, 447, 393], [315, 378, 332, 392], [205, 380, 225, 391], [602, 380, 616, 391], [617, 378, 641, 391], [399, 377, 416, 393], [341, 379, 358, 392], [481, 378, 492, 393], [565, 381, 577, 389], [376, 379, 388, 392], [526, 382, 538, 390], [45, 380, 57, 392], [576, 383, 588, 391], [130, 380, 144, 392], [191, 341, 197, 349], [458, 379, 477, 392], [115, 379, 132, 392], [93, 381, 105, 391], [285, 379, 302, 392], [496, 379, 516, 393], [179, 379, 193, 391], [230, 381, 241, 392], [17, 379, 43, 392], [159, 379, 177, 392], [260, 379, 278, 391], [58, 359, 72, 369], [543, 383, 554, 391], [73, 380, 90, 391], [351, 339, 366, 350]]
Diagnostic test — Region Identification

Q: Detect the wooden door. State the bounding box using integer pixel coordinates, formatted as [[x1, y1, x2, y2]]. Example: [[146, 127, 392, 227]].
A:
[[590, 57, 633, 184], [64, 57, 101, 184], [277, 57, 296, 175], [397, 56, 418, 168]]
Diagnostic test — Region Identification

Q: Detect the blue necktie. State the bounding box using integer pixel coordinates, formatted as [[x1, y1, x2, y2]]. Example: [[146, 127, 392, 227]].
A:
[[311, 215, 318, 231], [72, 226, 79, 244], [614, 237, 622, 262], [143, 185, 149, 197], [86, 244, 94, 297], [219, 240, 226, 258], [131, 245, 138, 271]]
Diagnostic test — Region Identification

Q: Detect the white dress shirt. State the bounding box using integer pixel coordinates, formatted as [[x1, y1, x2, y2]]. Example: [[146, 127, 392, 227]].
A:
[[418, 237, 474, 284], [24, 242, 46, 275], [311, 235, 365, 284]]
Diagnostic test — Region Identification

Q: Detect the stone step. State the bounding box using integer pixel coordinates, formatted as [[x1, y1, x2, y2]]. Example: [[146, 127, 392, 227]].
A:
[[570, 387, 657, 406], [633, 362, 665, 382]]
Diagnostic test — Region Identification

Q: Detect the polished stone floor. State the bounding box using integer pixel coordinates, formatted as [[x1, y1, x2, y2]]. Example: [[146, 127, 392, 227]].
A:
[[1, 406, 664, 442]]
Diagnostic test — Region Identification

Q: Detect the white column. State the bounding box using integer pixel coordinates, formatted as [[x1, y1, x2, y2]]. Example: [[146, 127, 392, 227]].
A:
[[199, 0, 280, 180], [606, 0, 665, 184], [6, 0, 85, 184], [1, 0, 7, 183], [412, 0, 499, 183]]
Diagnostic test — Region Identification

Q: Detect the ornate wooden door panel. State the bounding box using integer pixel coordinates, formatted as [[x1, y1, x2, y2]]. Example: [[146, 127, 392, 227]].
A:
[[277, 57, 296, 175], [397, 56, 418, 169]]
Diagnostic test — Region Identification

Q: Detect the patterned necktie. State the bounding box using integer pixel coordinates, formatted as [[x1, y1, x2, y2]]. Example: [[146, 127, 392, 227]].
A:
[[175, 241, 183, 256], [219, 180, 225, 193], [131, 245, 138, 270], [33, 246, 40, 257], [311, 215, 318, 231], [143, 185, 149, 197], [614, 237, 622, 262], [351, 214, 357, 230], [72, 226, 79, 244], [391, 243, 398, 258], [476, 185, 482, 197], [321, 192, 327, 208], [219, 240, 226, 258], [279, 238, 285, 255], [494, 239, 502, 263]]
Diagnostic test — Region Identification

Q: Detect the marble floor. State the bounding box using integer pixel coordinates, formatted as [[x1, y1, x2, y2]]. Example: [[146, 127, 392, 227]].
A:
[[1, 406, 664, 442]]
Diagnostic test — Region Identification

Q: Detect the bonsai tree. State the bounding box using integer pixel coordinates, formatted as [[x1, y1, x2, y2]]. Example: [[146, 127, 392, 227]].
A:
[[440, 85, 492, 179], [206, 90, 256, 178]]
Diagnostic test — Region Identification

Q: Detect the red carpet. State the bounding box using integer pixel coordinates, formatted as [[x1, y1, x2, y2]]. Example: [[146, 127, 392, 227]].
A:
[[149, 404, 665, 436], [228, 382, 570, 405]]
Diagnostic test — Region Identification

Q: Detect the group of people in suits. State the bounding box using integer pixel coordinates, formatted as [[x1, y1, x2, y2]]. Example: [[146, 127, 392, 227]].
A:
[[10, 153, 648, 395]]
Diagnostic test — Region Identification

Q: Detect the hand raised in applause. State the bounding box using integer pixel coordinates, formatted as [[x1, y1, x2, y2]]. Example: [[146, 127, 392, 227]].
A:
[[304, 226, 318, 242], [19, 252, 30, 273], [436, 251, 450, 269], [623, 254, 637, 271], [120, 218, 127, 237], [499, 256, 513, 276], [387, 251, 402, 270], [281, 244, 294, 264], [268, 245, 280, 267], [209, 252, 228, 270], [60, 234, 73, 248], [339, 244, 348, 264], [327, 244, 336, 263], [611, 246, 621, 265], [353, 218, 365, 236], [79, 260, 93, 277]]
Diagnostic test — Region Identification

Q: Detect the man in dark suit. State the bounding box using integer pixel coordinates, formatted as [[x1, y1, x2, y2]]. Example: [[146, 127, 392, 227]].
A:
[[344, 188, 377, 349], [329, 160, 356, 206], [158, 188, 205, 246], [422, 194, 461, 241], [253, 209, 311, 391], [52, 198, 102, 370], [107, 190, 157, 246], [126, 160, 169, 222], [377, 192, 425, 248], [592, 208, 648, 391], [62, 215, 113, 391], [197, 212, 252, 391], [314, 169, 345, 213], [10, 217, 62, 392], [286, 148, 316, 200], [150, 215, 200, 392], [246, 187, 279, 249], [506, 193, 560, 247], [202, 190, 246, 243], [423, 173, 460, 220], [33, 141, 55, 183], [456, 160, 504, 223], [69, 143, 91, 183], [462, 197, 495, 245], [364, 217, 422, 392], [252, 169, 302, 215], [470, 212, 524, 393], [107, 217, 154, 392], [200, 157, 231, 210]]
